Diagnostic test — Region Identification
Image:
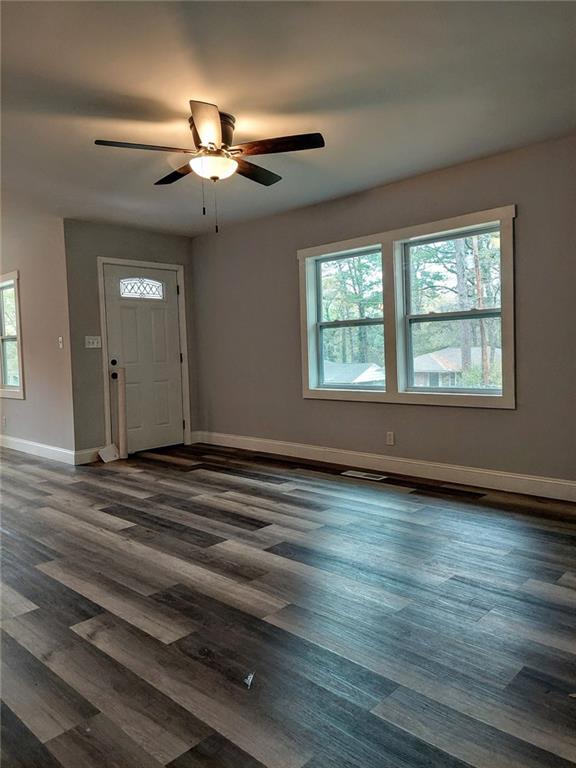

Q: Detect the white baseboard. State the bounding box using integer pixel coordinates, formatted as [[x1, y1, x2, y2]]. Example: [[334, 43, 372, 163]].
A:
[[3, 430, 574, 502], [0, 435, 76, 464], [190, 430, 576, 502], [0, 435, 101, 466]]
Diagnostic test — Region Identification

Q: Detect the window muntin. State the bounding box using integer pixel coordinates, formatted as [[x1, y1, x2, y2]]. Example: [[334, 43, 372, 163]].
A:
[[316, 249, 385, 389], [404, 227, 503, 393], [120, 277, 164, 300], [0, 275, 23, 396]]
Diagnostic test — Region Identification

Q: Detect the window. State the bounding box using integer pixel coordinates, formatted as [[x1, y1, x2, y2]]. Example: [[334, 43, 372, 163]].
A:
[[316, 249, 385, 388], [0, 272, 24, 399], [299, 206, 515, 408], [404, 228, 503, 393], [120, 277, 164, 300]]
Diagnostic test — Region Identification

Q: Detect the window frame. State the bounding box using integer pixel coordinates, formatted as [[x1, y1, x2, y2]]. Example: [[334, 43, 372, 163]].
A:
[[0, 270, 25, 400], [298, 206, 516, 409]]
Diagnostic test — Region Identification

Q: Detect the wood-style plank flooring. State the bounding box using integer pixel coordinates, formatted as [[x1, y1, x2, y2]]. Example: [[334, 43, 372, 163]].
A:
[[1, 443, 576, 767]]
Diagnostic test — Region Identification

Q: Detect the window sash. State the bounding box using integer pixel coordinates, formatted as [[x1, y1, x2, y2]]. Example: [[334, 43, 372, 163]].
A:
[[316, 319, 386, 389], [315, 251, 384, 325], [403, 227, 502, 318], [1, 338, 20, 388], [0, 275, 23, 396]]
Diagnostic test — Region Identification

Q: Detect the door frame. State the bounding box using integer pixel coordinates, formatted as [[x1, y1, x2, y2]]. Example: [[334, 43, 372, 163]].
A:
[[97, 257, 192, 449]]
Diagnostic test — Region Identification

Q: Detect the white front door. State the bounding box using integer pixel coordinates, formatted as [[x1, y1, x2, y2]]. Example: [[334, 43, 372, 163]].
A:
[[103, 264, 184, 453]]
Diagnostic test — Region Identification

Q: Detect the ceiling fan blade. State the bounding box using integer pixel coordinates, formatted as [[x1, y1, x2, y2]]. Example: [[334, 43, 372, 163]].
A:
[[231, 133, 325, 157], [235, 158, 281, 186], [189, 100, 222, 148], [154, 164, 192, 185], [95, 139, 193, 153]]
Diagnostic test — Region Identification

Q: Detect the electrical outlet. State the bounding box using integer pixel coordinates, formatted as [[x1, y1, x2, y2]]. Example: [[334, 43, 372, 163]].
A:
[[58, 336, 64, 349], [1, 415, 6, 429], [386, 431, 395, 446]]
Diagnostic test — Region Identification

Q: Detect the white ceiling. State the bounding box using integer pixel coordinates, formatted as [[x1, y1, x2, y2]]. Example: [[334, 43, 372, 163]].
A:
[[2, 1, 575, 235]]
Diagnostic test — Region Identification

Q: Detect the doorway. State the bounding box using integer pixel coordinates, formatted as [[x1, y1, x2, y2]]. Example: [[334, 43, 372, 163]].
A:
[[100, 260, 190, 454]]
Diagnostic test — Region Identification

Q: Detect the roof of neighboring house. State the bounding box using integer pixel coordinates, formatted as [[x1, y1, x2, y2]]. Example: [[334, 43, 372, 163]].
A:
[[413, 346, 502, 373], [323, 347, 502, 383], [323, 361, 385, 384]]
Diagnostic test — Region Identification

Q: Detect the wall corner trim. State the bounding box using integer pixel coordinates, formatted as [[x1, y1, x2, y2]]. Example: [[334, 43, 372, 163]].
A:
[[190, 431, 576, 502]]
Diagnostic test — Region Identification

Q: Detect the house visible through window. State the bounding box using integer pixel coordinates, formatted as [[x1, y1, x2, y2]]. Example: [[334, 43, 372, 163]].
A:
[[0, 272, 24, 399], [299, 206, 515, 408]]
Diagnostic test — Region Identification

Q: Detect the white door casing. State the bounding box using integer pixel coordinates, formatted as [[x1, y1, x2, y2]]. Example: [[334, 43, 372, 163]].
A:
[[103, 264, 184, 453]]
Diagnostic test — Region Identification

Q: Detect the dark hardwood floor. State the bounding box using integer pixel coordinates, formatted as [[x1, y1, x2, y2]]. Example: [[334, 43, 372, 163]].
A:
[[1, 443, 576, 767]]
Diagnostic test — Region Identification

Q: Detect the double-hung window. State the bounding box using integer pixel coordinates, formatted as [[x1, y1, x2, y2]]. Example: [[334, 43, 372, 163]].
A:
[[0, 272, 24, 399], [403, 227, 503, 393], [299, 206, 515, 408], [315, 249, 385, 390]]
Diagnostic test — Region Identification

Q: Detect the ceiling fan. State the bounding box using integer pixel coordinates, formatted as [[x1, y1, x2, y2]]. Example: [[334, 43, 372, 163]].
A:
[[95, 100, 325, 187]]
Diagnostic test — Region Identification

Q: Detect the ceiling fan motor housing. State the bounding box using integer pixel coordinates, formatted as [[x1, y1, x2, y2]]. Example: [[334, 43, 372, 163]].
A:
[[189, 112, 236, 149]]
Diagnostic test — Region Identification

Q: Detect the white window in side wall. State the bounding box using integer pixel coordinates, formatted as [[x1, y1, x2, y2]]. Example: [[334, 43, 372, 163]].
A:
[[0, 272, 24, 399], [119, 277, 164, 300], [299, 206, 516, 409]]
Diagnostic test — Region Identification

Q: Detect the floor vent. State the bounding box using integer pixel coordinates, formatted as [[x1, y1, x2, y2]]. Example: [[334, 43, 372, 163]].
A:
[[341, 470, 387, 481]]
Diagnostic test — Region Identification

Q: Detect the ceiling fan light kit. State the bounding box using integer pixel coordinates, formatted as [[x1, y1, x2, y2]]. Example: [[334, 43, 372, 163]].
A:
[[189, 151, 239, 181]]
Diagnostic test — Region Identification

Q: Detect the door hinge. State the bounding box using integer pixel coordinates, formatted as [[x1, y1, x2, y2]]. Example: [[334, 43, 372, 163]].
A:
[[176, 284, 180, 295], [180, 353, 183, 363], [182, 419, 186, 429]]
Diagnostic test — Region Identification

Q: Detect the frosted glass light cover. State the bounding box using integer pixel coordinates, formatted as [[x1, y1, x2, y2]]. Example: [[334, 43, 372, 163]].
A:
[[189, 154, 238, 180]]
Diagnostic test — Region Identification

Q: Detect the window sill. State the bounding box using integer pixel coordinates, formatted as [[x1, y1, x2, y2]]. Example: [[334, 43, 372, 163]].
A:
[[303, 386, 515, 409], [0, 388, 24, 400]]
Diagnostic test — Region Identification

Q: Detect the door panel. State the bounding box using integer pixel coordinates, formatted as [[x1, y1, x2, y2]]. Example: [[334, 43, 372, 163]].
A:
[[153, 380, 171, 425], [120, 306, 139, 363], [151, 308, 168, 363], [104, 264, 184, 453]]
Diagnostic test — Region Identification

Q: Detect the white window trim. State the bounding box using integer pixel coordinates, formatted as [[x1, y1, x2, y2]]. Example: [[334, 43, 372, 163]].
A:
[[298, 205, 516, 409], [0, 270, 25, 400]]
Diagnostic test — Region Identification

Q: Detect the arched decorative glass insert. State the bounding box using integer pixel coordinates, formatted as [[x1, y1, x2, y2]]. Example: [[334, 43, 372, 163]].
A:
[[120, 277, 164, 300]]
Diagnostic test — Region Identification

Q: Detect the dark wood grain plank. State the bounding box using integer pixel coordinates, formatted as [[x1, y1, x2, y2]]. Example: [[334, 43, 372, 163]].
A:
[[45, 713, 164, 768], [1, 631, 97, 743], [0, 702, 65, 768], [3, 610, 211, 764]]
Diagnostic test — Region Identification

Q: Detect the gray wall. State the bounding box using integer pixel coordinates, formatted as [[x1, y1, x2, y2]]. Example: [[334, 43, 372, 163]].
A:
[[190, 135, 576, 480], [64, 220, 194, 450], [0, 205, 75, 449]]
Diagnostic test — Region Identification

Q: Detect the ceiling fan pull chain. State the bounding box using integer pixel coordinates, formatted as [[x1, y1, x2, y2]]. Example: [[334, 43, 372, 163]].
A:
[[213, 181, 220, 234], [201, 179, 206, 216]]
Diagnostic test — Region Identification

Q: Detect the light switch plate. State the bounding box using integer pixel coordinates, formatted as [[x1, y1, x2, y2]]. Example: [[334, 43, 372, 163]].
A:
[[85, 335, 102, 349]]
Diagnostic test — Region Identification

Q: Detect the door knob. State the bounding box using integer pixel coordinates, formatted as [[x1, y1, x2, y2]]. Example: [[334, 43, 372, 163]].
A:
[[110, 358, 118, 366]]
